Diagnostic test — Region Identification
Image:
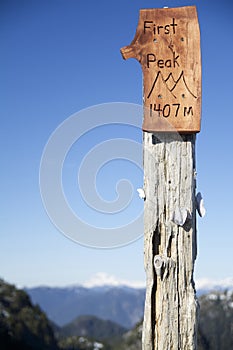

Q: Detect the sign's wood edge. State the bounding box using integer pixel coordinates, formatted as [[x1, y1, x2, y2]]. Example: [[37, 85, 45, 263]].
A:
[[121, 5, 202, 134]]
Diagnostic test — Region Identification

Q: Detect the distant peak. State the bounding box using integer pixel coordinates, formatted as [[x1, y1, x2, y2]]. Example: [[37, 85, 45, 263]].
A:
[[82, 272, 146, 289]]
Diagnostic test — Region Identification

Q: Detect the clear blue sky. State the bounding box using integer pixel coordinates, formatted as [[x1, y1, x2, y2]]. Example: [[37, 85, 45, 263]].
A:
[[1, 0, 233, 287]]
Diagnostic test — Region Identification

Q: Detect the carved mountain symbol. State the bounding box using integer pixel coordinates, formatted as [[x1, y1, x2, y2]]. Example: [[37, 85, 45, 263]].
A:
[[147, 71, 197, 99]]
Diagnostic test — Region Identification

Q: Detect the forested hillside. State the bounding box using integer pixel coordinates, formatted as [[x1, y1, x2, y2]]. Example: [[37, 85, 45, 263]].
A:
[[198, 291, 233, 350], [0, 279, 58, 350], [1, 279, 233, 350]]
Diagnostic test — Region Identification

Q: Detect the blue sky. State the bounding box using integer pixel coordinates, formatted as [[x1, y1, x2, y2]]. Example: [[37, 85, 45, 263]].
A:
[[1, 0, 233, 288]]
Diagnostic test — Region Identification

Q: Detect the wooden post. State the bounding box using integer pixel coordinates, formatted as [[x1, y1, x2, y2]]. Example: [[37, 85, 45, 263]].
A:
[[121, 6, 201, 349], [142, 132, 198, 349]]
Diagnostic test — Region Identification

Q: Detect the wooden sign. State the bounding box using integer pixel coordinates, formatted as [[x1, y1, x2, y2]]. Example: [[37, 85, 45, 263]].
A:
[[121, 6, 201, 133]]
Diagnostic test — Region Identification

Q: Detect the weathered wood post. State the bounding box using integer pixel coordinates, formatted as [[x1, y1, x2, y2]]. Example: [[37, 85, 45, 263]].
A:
[[121, 6, 201, 349]]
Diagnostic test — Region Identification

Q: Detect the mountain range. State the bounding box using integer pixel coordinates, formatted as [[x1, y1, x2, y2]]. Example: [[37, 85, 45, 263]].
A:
[[147, 70, 197, 99], [1, 278, 233, 350], [25, 277, 233, 329], [26, 285, 145, 329]]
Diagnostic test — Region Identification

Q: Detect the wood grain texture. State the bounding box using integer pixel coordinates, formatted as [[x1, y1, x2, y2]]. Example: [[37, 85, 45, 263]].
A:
[[121, 6, 201, 133], [142, 133, 198, 350]]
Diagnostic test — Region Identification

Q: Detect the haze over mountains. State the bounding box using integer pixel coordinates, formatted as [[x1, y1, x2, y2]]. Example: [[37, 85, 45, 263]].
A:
[[2, 277, 233, 350], [26, 285, 145, 328], [25, 273, 233, 329]]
